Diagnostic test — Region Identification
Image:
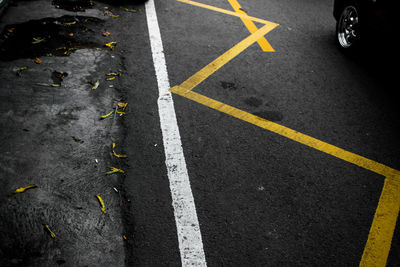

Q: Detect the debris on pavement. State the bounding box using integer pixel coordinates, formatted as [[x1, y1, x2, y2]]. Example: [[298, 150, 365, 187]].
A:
[[13, 184, 38, 194], [96, 195, 106, 214], [62, 20, 77, 26], [106, 167, 125, 175], [32, 37, 46, 44], [0, 16, 105, 61], [34, 57, 42, 64], [102, 31, 111, 37], [104, 10, 120, 18], [72, 136, 84, 143], [117, 102, 128, 111], [100, 110, 114, 119], [90, 80, 100, 90], [16, 66, 28, 76], [112, 142, 127, 158], [105, 41, 117, 51], [45, 224, 56, 238], [121, 6, 137, 13]]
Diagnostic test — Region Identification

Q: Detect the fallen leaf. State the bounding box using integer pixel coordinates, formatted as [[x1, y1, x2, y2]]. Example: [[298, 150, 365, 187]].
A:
[[106, 76, 116, 81], [112, 142, 127, 158], [51, 83, 61, 87], [16, 66, 28, 76], [121, 6, 137, 13], [62, 21, 76, 26], [91, 80, 100, 90], [102, 31, 111, 37], [96, 195, 106, 214], [7, 28, 15, 33], [105, 41, 117, 50], [104, 10, 120, 17], [68, 32, 74, 37], [122, 235, 127, 240], [106, 72, 121, 76], [32, 37, 46, 44], [34, 58, 42, 64], [72, 136, 84, 143], [100, 110, 114, 119], [106, 166, 125, 174], [13, 184, 38, 194], [117, 102, 128, 111], [45, 224, 56, 238]]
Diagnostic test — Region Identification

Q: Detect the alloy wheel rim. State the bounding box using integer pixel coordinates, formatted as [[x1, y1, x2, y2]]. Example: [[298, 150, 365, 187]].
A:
[[338, 6, 359, 48]]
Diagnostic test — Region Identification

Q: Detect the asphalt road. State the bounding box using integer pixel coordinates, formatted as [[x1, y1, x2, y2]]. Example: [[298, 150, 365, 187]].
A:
[[1, 0, 399, 266]]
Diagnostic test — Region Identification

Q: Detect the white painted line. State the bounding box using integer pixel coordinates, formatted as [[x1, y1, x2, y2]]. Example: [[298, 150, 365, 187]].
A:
[[145, 0, 207, 266]]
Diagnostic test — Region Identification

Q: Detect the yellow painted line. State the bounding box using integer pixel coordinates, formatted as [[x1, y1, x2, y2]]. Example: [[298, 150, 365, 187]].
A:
[[179, 22, 278, 92], [170, 86, 400, 179], [171, 1, 400, 265], [360, 175, 400, 267], [228, 0, 274, 52], [177, 0, 272, 25]]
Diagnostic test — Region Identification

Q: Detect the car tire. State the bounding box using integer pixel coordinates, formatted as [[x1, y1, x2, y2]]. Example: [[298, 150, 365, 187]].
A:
[[335, 2, 362, 52]]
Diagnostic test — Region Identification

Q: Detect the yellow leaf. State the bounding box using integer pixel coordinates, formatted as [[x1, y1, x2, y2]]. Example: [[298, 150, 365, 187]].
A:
[[121, 6, 137, 13], [16, 66, 27, 76], [92, 80, 99, 90], [105, 41, 117, 50], [63, 21, 76, 26], [13, 184, 37, 194], [112, 142, 127, 158], [106, 166, 125, 174], [96, 195, 106, 214], [106, 76, 116, 81], [117, 102, 128, 111], [45, 224, 56, 238], [100, 110, 114, 119]]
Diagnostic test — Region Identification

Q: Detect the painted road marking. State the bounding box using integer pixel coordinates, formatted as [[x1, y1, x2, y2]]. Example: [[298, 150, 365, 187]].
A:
[[177, 0, 272, 24], [361, 175, 400, 267], [145, 0, 207, 266], [171, 1, 400, 266], [227, 0, 275, 52], [177, 23, 278, 93]]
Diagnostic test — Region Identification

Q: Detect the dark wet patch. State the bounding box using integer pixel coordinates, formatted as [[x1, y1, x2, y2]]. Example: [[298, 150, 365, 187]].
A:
[[220, 81, 237, 90], [56, 258, 67, 265], [51, 70, 69, 85], [244, 96, 262, 107], [0, 16, 104, 61], [253, 111, 284, 122], [52, 0, 94, 12]]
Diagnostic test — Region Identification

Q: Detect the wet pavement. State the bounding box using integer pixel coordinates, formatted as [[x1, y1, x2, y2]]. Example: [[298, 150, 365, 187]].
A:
[[1, 0, 400, 266], [0, 0, 135, 265]]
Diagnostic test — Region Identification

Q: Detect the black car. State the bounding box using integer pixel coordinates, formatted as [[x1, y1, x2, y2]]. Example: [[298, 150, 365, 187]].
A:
[[333, 0, 394, 51]]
